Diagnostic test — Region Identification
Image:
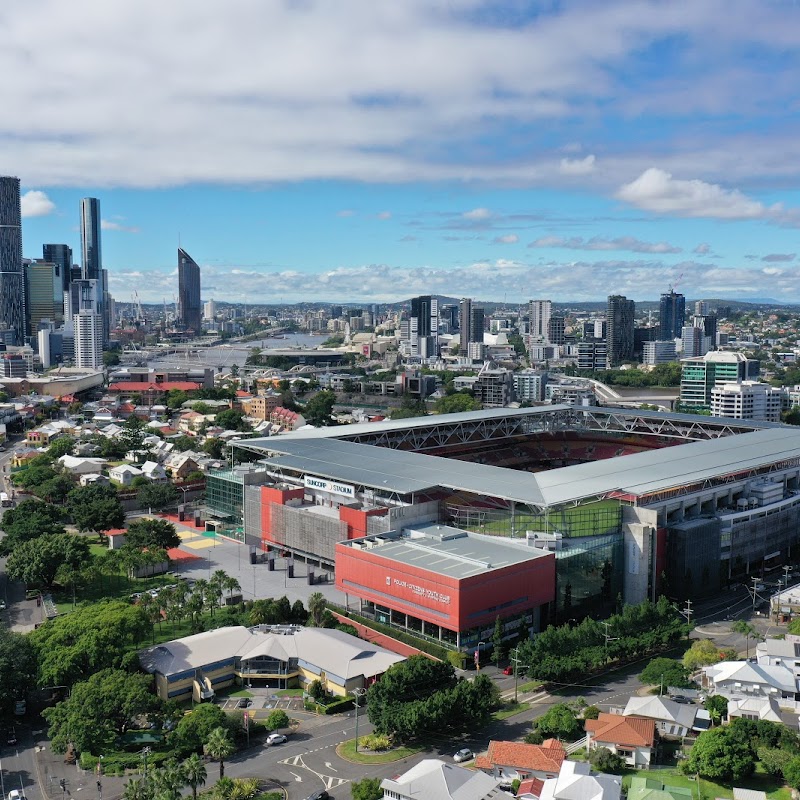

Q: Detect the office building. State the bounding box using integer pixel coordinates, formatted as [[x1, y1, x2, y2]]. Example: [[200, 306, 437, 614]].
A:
[[681, 325, 705, 358], [514, 370, 548, 402], [24, 259, 62, 335], [407, 295, 438, 358], [547, 315, 565, 346], [578, 338, 608, 371], [203, 299, 217, 320], [680, 351, 760, 408], [0, 177, 26, 345], [80, 198, 102, 280], [178, 248, 202, 332], [42, 244, 73, 294], [528, 299, 552, 345], [606, 295, 635, 367], [693, 314, 717, 353], [440, 303, 459, 332], [459, 299, 485, 356], [695, 300, 709, 316], [642, 340, 676, 366], [659, 291, 685, 340], [709, 381, 782, 423]]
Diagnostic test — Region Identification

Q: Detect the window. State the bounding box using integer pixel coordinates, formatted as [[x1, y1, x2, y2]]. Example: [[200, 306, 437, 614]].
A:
[[617, 749, 633, 757]]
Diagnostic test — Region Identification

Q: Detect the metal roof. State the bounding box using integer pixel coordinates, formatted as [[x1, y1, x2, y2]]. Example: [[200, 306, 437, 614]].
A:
[[237, 408, 798, 508], [344, 523, 550, 579]]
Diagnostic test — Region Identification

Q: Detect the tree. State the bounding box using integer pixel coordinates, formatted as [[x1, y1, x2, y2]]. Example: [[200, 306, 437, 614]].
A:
[[6, 533, 90, 588], [103, 350, 121, 367], [492, 616, 505, 668], [758, 746, 793, 778], [0, 628, 37, 715], [125, 518, 181, 550], [165, 390, 189, 410], [705, 694, 728, 725], [32, 474, 75, 504], [589, 747, 625, 773], [683, 638, 724, 671], [639, 657, 690, 690], [0, 499, 65, 555], [66, 484, 125, 542], [351, 778, 383, 800], [203, 438, 226, 459], [307, 592, 327, 626], [534, 703, 582, 740], [682, 726, 756, 781], [302, 390, 336, 427], [265, 709, 289, 731], [182, 753, 207, 800], [732, 620, 762, 658], [137, 481, 179, 511], [204, 727, 235, 779], [47, 436, 75, 459], [43, 669, 161, 754], [784, 756, 800, 789], [122, 778, 152, 800], [433, 393, 481, 414], [173, 703, 232, 753], [151, 760, 186, 800], [171, 434, 197, 452], [215, 409, 250, 432], [29, 600, 149, 687], [119, 415, 148, 456]]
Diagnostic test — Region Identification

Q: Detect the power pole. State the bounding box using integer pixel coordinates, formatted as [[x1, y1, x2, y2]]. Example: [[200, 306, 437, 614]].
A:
[[510, 647, 521, 704], [351, 688, 367, 752], [751, 576, 759, 612], [601, 621, 619, 660], [681, 599, 693, 630]]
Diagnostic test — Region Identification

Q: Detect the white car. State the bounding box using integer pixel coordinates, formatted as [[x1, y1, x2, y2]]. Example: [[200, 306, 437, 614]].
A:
[[9, 790, 26, 800], [453, 748, 473, 763], [266, 733, 287, 746]]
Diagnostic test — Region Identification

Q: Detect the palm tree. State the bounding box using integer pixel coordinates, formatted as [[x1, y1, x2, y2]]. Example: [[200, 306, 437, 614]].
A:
[[150, 760, 185, 800], [223, 575, 241, 602], [205, 582, 223, 617], [307, 591, 326, 627], [205, 727, 235, 780], [122, 778, 152, 800], [182, 752, 207, 800], [732, 619, 762, 658], [211, 569, 228, 591]]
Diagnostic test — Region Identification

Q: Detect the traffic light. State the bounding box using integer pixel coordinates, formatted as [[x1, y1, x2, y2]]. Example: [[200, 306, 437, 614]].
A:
[[60, 780, 66, 792]]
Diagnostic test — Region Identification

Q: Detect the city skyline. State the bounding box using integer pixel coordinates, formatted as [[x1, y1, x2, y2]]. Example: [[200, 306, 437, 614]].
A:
[[7, 2, 800, 304]]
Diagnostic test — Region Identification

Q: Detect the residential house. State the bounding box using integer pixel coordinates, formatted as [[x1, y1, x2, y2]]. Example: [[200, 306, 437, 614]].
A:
[[178, 411, 207, 433], [627, 777, 693, 800], [732, 790, 767, 800], [164, 452, 200, 480], [621, 696, 707, 737], [702, 661, 798, 703], [475, 739, 565, 783], [79, 473, 109, 487], [269, 406, 306, 432], [141, 461, 168, 482], [58, 455, 108, 476], [108, 464, 143, 486], [12, 447, 39, 467], [98, 422, 124, 439], [525, 761, 622, 800], [727, 696, 784, 724], [73, 441, 101, 457], [380, 759, 504, 800], [756, 636, 800, 679], [585, 713, 656, 768], [241, 394, 282, 422]]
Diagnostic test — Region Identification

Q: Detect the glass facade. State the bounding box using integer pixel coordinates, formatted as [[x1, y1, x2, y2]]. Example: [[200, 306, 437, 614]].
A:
[[178, 248, 202, 332], [0, 177, 26, 344], [80, 198, 101, 281], [206, 469, 247, 522]]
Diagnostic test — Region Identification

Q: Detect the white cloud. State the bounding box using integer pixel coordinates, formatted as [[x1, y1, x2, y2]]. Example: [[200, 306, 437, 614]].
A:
[[559, 155, 596, 175], [529, 234, 681, 254], [101, 218, 140, 233], [693, 242, 712, 255], [493, 234, 519, 244], [762, 253, 795, 262], [336, 209, 356, 218], [20, 190, 55, 217], [463, 208, 492, 220], [615, 168, 781, 219], [376, 211, 392, 219]]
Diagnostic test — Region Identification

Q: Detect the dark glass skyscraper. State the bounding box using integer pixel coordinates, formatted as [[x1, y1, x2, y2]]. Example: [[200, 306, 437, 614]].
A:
[[659, 290, 685, 340], [178, 248, 202, 332], [80, 198, 102, 280], [0, 177, 26, 344], [43, 244, 73, 293], [606, 294, 635, 367]]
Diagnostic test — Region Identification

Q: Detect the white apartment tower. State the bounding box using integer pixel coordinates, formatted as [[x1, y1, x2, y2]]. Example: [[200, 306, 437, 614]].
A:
[[528, 299, 552, 344], [74, 311, 103, 369]]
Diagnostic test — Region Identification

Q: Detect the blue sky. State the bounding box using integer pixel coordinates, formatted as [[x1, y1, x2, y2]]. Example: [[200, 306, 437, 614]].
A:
[[8, 1, 800, 304]]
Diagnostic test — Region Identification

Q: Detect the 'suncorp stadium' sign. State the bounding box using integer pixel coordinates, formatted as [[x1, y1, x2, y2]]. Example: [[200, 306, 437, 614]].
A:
[[304, 475, 355, 498]]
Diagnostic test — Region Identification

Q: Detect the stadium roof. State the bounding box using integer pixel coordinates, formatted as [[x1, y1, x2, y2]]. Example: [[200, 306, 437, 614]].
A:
[[342, 523, 551, 579], [236, 408, 797, 508]]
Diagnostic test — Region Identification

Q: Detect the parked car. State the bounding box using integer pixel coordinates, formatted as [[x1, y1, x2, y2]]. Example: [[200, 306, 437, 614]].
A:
[[8, 790, 25, 800], [502, 666, 514, 675], [453, 748, 474, 763], [236, 698, 252, 709], [266, 733, 287, 745], [4, 726, 17, 746], [0, 600, 7, 611], [303, 792, 328, 800], [670, 695, 694, 705]]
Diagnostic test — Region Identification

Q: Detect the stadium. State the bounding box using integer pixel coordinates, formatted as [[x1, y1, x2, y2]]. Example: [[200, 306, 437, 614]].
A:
[[210, 406, 800, 652]]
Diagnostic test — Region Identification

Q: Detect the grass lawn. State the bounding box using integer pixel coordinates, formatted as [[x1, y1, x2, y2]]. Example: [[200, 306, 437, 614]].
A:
[[337, 738, 422, 764], [492, 701, 530, 721], [276, 689, 304, 697], [225, 688, 253, 698], [624, 766, 791, 800], [518, 679, 544, 693]]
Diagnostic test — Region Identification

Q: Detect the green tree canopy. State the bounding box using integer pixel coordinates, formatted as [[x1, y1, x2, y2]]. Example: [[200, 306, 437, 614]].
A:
[[172, 703, 232, 754], [202, 438, 226, 459], [639, 657, 690, 689], [66, 484, 125, 538], [137, 481, 179, 511], [683, 638, 724, 671], [43, 669, 161, 754], [433, 393, 481, 414], [705, 694, 728, 725], [351, 778, 383, 800], [29, 600, 149, 687], [119, 415, 148, 455], [265, 709, 289, 731], [0, 499, 65, 555], [215, 409, 251, 432], [204, 727, 235, 779], [6, 533, 90, 588], [165, 390, 190, 410], [47, 436, 75, 459], [0, 628, 37, 714], [302, 390, 336, 427], [683, 725, 756, 781], [125, 518, 181, 551], [534, 703, 583, 740]]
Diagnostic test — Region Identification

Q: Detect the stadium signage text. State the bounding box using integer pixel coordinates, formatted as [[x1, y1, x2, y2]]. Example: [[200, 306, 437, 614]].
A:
[[304, 475, 355, 498], [389, 576, 451, 605]]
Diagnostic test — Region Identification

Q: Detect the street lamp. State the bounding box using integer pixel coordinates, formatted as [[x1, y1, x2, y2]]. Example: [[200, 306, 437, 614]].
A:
[[476, 641, 485, 671], [351, 688, 367, 752], [510, 647, 522, 703]]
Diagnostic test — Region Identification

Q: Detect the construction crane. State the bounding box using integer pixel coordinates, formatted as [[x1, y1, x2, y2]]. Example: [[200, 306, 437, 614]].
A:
[[668, 271, 684, 294]]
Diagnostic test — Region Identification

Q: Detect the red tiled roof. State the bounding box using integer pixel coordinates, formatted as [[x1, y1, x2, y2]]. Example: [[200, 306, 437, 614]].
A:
[[474, 740, 566, 774], [585, 713, 655, 747], [235, 390, 251, 397], [518, 778, 545, 798], [106, 529, 127, 537]]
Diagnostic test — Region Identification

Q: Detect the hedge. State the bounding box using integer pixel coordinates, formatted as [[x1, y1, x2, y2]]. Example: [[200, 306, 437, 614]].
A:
[[337, 610, 449, 661], [304, 696, 354, 715]]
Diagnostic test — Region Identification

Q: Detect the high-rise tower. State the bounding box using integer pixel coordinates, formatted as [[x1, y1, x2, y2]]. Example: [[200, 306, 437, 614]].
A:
[[43, 244, 73, 294], [606, 294, 635, 367], [80, 198, 102, 280], [178, 248, 202, 332], [528, 299, 552, 344], [659, 290, 685, 340], [0, 177, 26, 344]]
